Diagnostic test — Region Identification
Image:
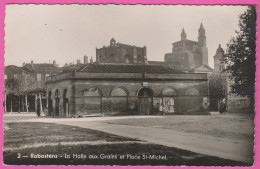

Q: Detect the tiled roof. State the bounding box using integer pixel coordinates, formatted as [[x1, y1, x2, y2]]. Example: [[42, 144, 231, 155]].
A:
[[20, 66, 34, 73], [23, 63, 62, 74], [79, 63, 183, 74], [191, 64, 214, 71], [62, 63, 86, 73]]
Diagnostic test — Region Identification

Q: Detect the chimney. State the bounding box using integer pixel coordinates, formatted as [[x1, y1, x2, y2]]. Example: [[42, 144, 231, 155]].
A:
[[53, 60, 56, 66], [77, 59, 81, 64], [90, 56, 93, 63], [23, 62, 26, 66], [84, 55, 88, 64], [31, 60, 34, 64]]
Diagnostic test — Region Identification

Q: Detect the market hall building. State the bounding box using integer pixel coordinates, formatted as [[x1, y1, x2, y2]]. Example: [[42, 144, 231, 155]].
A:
[[45, 39, 210, 117]]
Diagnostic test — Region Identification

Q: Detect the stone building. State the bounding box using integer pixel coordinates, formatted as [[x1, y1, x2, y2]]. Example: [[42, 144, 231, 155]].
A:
[[45, 40, 210, 117], [96, 38, 148, 64], [4, 61, 62, 113], [164, 23, 208, 71]]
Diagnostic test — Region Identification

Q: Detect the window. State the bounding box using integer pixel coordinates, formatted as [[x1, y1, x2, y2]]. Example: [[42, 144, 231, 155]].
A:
[[162, 88, 177, 96], [55, 89, 60, 98], [137, 55, 142, 63], [185, 87, 200, 96], [82, 88, 101, 97], [13, 74, 18, 79], [111, 87, 128, 96], [126, 58, 129, 63], [36, 74, 41, 81], [4, 75, 7, 79]]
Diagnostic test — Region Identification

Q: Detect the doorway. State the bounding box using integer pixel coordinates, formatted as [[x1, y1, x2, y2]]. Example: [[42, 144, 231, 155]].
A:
[[48, 91, 53, 116], [55, 89, 60, 117], [63, 89, 69, 117], [138, 88, 153, 115]]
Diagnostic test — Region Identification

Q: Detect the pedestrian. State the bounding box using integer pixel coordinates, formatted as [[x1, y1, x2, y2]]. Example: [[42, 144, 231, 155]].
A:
[[220, 98, 226, 114]]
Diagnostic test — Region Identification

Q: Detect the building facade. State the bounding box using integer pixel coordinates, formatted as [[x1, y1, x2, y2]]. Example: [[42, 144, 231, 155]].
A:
[[4, 61, 62, 113], [45, 38, 210, 117], [164, 23, 208, 71], [46, 63, 209, 117], [96, 38, 148, 64]]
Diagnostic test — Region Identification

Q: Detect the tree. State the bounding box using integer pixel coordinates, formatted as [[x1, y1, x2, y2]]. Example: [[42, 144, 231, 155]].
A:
[[209, 74, 226, 111], [20, 73, 38, 112], [5, 74, 33, 113], [224, 6, 256, 115]]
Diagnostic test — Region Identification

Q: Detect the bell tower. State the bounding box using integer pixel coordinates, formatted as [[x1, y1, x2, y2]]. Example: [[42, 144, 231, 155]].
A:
[[110, 38, 116, 46], [198, 23, 208, 65], [181, 28, 187, 40], [198, 23, 206, 47], [214, 44, 225, 73]]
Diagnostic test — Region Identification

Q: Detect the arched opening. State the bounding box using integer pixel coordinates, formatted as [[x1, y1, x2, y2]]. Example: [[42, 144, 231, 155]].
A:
[[185, 87, 200, 96], [137, 87, 153, 115], [137, 55, 143, 64], [55, 89, 60, 117], [161, 87, 178, 113], [82, 87, 102, 114], [110, 87, 128, 112], [63, 89, 69, 117], [179, 87, 202, 113], [99, 55, 103, 62], [110, 38, 116, 46], [125, 54, 133, 63], [48, 91, 52, 116], [110, 54, 115, 62]]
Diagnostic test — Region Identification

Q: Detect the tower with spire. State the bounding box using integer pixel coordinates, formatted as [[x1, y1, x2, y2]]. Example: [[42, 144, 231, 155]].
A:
[[213, 44, 225, 73], [197, 23, 208, 66], [181, 28, 187, 40], [164, 23, 210, 71], [198, 23, 206, 47]]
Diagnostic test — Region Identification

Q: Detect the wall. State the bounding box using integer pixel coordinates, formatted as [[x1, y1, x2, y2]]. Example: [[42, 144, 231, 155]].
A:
[[46, 72, 209, 117], [72, 79, 209, 116], [227, 97, 250, 113], [46, 79, 73, 117], [164, 52, 194, 70], [96, 45, 145, 64]]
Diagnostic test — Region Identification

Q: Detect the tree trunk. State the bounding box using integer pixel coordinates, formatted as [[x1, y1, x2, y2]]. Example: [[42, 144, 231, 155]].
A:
[[39, 93, 43, 113], [217, 98, 220, 112], [10, 96, 12, 114], [18, 95, 21, 113], [21, 96, 24, 112], [35, 94, 37, 113], [4, 94, 7, 113], [25, 95, 28, 112]]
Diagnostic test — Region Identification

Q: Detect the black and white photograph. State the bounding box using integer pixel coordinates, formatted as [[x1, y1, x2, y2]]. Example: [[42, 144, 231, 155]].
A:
[[3, 4, 256, 166]]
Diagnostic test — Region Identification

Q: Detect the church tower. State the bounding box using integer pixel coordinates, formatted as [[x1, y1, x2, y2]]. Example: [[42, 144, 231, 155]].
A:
[[198, 23, 208, 66], [181, 28, 187, 40], [214, 44, 225, 74]]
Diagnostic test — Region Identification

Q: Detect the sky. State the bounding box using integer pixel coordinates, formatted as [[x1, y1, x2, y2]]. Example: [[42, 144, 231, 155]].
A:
[[4, 5, 248, 68]]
